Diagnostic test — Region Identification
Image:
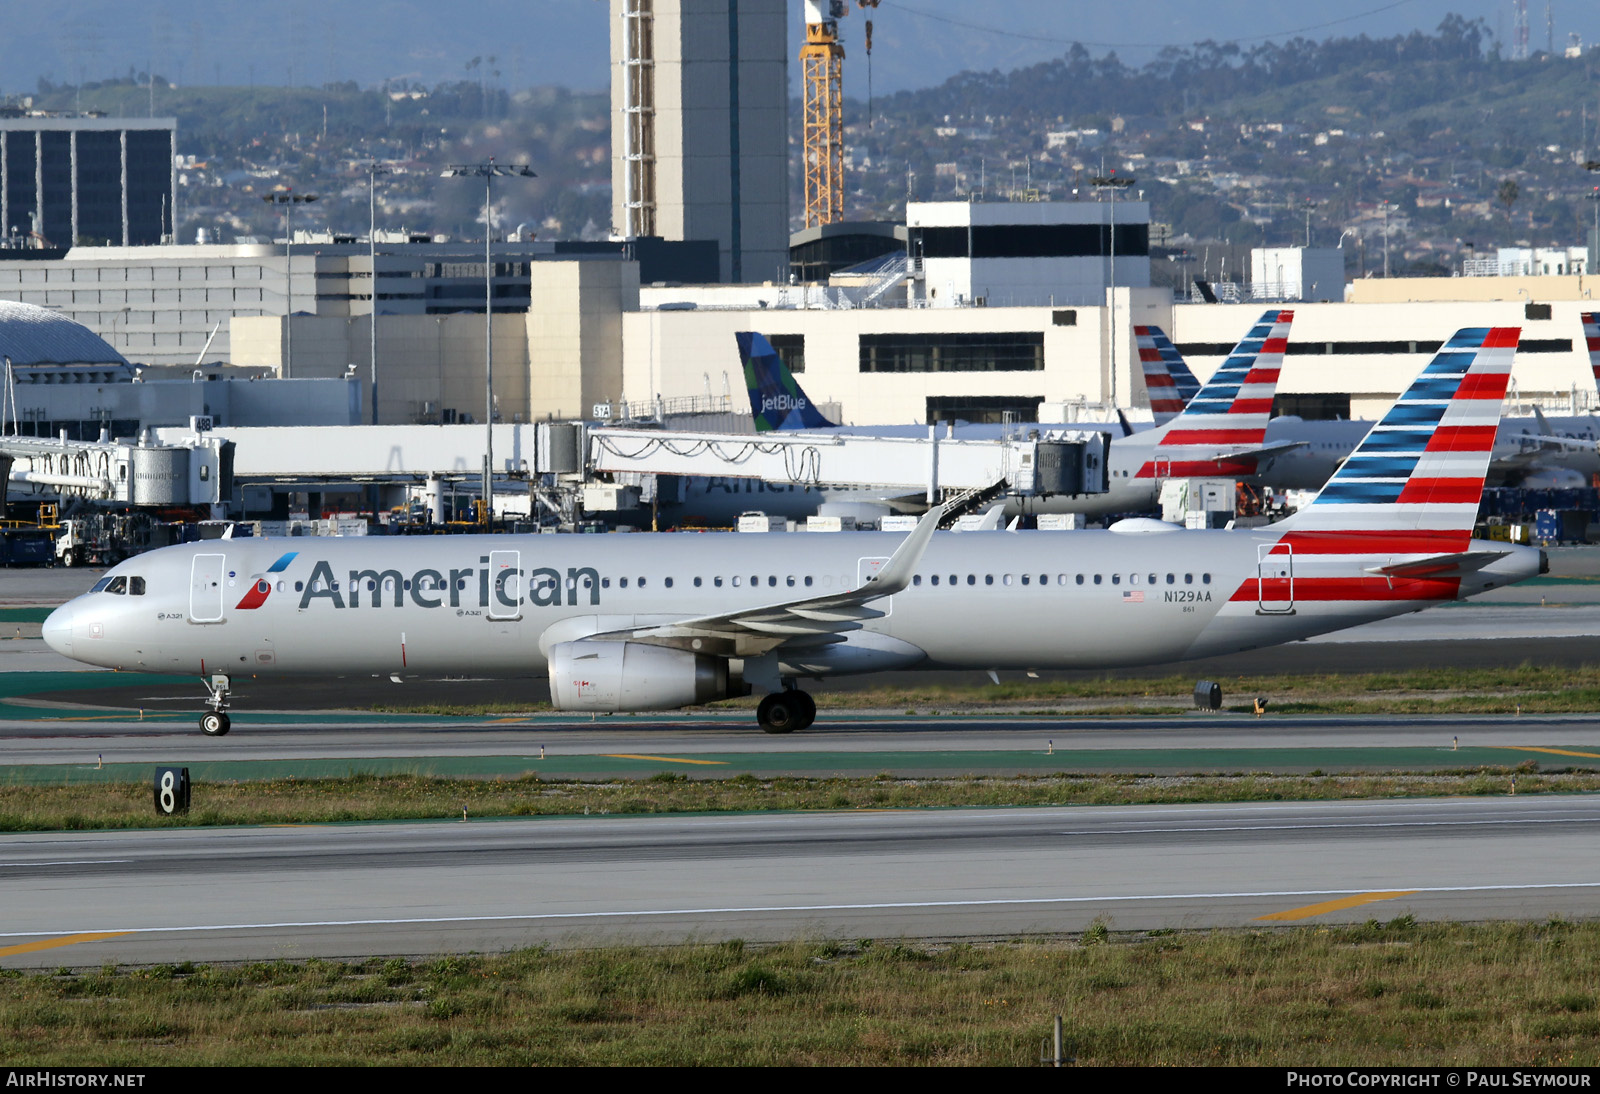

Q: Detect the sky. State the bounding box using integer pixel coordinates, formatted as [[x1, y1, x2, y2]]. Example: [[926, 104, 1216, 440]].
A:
[[4, 1, 1599, 99]]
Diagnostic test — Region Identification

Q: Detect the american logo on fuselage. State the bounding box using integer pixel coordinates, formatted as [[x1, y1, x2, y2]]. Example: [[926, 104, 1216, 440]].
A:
[[293, 558, 603, 611], [234, 552, 300, 610]]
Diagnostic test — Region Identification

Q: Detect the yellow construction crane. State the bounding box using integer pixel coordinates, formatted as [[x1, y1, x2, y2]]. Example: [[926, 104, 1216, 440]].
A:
[[801, 1, 879, 228]]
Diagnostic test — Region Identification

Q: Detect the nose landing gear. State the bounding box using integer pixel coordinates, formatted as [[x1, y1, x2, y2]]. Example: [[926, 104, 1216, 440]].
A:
[[199, 674, 232, 736]]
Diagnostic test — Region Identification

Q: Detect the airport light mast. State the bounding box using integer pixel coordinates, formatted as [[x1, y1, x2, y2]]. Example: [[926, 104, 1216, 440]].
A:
[[1090, 174, 1134, 409], [261, 191, 317, 380], [439, 159, 536, 524]]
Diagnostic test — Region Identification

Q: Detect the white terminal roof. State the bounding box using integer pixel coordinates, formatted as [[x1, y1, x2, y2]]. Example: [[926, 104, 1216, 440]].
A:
[[0, 300, 128, 366]]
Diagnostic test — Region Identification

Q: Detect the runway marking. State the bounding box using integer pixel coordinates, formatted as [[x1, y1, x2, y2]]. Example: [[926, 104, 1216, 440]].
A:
[[600, 754, 729, 766], [1256, 890, 1418, 922], [39, 713, 186, 722], [1501, 746, 1600, 760], [9, 882, 1600, 939], [0, 860, 131, 868], [0, 932, 132, 958]]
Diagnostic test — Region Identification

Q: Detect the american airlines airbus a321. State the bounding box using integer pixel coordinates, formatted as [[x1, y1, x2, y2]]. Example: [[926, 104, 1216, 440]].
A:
[[44, 327, 1544, 735]]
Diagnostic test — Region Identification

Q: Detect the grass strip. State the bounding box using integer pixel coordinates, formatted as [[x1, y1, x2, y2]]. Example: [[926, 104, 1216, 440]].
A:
[[368, 664, 1600, 717], [0, 766, 1586, 832], [6, 920, 1600, 1065]]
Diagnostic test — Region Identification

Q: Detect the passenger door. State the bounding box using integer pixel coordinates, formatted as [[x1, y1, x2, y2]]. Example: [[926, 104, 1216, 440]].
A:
[[189, 553, 226, 623], [1255, 543, 1294, 614], [489, 549, 521, 620]]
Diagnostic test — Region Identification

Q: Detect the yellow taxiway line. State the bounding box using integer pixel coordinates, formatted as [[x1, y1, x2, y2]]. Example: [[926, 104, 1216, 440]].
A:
[[601, 754, 729, 766], [1500, 746, 1600, 760], [0, 931, 133, 958], [1256, 891, 1418, 922]]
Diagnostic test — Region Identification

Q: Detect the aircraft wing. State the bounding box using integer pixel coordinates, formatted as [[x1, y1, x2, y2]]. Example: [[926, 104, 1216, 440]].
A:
[[582, 504, 945, 658], [1171, 438, 1305, 469], [1363, 550, 1511, 579], [1488, 434, 1599, 479]]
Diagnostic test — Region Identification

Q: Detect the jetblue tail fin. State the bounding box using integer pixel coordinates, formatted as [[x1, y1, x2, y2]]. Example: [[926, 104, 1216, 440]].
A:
[[1137, 309, 1293, 478], [737, 331, 837, 432], [1134, 324, 1202, 425], [1281, 327, 1519, 535]]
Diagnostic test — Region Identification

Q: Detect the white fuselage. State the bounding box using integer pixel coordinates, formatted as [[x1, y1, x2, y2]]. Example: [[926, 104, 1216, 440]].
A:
[[44, 527, 1541, 684]]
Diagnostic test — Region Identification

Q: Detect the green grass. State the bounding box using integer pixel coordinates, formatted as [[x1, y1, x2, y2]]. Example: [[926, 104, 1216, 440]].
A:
[[366, 664, 1600, 717], [7, 922, 1600, 1065], [0, 765, 1580, 832]]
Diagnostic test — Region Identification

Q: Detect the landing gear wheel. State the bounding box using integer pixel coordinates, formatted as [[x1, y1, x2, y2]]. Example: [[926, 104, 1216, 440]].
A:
[[199, 674, 233, 737], [791, 690, 817, 731], [757, 692, 801, 734]]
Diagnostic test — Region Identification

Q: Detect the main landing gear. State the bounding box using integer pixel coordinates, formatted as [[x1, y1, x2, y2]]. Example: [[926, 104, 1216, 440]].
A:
[[199, 673, 232, 736], [756, 688, 817, 734]]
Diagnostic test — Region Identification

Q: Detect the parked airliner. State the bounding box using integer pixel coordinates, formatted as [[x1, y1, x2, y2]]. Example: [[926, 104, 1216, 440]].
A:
[[43, 327, 1540, 735], [731, 312, 1302, 521], [1251, 311, 1600, 491]]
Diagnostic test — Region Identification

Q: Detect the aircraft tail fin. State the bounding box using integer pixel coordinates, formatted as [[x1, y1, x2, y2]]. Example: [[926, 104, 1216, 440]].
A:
[[1138, 308, 1292, 477], [1583, 311, 1600, 392], [1134, 324, 1201, 425], [737, 331, 837, 432], [1280, 327, 1520, 536]]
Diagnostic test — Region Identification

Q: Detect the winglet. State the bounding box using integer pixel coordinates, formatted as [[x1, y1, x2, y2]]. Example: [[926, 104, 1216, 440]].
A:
[[865, 503, 946, 595]]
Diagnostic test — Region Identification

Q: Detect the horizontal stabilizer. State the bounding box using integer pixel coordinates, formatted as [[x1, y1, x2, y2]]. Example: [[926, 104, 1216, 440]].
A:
[[1363, 550, 1510, 578]]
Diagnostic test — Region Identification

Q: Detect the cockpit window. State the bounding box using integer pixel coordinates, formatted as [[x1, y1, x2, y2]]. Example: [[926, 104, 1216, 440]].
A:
[[128, 577, 146, 596], [91, 577, 114, 593], [105, 576, 128, 595]]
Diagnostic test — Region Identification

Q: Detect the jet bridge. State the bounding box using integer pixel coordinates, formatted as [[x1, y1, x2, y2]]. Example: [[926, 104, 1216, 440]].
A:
[[587, 427, 1109, 499], [1, 431, 232, 511]]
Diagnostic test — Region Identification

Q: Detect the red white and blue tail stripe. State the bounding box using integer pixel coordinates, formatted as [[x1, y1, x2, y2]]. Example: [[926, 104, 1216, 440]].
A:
[[1216, 328, 1522, 615], [1283, 327, 1519, 537], [1584, 312, 1600, 391], [1134, 325, 1202, 425], [1137, 309, 1292, 478]]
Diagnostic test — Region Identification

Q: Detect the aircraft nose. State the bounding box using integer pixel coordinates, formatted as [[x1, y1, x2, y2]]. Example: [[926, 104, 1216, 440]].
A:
[[41, 604, 74, 657]]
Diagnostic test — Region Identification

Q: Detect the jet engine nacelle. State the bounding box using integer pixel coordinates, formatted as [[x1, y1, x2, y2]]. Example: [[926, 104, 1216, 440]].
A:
[[547, 639, 742, 712]]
